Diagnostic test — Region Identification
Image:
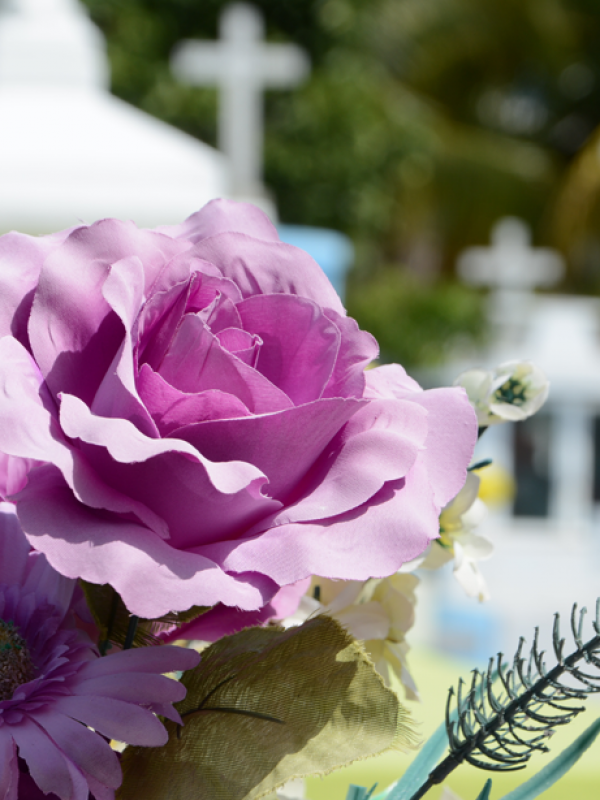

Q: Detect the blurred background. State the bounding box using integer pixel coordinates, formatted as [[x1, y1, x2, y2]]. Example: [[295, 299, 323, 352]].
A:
[[4, 0, 600, 795], [78, 0, 600, 368]]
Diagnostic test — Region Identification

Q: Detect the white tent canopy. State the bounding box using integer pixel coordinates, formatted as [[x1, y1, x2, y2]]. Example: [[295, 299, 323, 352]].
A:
[[0, 0, 229, 234]]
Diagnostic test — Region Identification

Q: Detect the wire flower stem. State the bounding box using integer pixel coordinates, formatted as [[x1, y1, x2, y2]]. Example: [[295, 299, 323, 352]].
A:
[[408, 600, 600, 800]]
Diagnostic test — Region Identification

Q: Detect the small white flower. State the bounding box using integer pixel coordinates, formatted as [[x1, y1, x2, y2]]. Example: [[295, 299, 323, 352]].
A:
[[425, 472, 493, 601], [455, 360, 549, 427]]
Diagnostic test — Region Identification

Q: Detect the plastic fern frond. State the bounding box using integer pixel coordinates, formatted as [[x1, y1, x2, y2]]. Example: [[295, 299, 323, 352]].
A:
[[409, 599, 600, 800]]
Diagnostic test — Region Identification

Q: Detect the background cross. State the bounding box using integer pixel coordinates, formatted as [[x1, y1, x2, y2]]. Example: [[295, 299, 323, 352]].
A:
[[171, 2, 310, 198], [457, 217, 565, 341], [458, 217, 564, 292]]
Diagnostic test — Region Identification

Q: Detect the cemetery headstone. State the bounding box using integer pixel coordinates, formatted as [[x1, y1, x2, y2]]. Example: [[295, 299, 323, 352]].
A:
[[171, 2, 310, 200], [457, 217, 565, 346]]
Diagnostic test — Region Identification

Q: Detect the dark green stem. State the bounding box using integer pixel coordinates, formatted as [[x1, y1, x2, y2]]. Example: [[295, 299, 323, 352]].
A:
[[408, 632, 600, 800], [99, 590, 120, 656], [123, 615, 139, 650]]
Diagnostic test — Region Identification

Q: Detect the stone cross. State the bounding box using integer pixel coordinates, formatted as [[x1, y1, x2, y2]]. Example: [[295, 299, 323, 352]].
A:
[[171, 2, 310, 197], [457, 217, 565, 337], [458, 217, 564, 291]]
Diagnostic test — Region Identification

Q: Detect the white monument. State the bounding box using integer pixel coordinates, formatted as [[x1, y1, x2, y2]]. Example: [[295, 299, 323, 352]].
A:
[[171, 3, 310, 201], [430, 217, 600, 663], [0, 0, 229, 233], [458, 217, 565, 347]]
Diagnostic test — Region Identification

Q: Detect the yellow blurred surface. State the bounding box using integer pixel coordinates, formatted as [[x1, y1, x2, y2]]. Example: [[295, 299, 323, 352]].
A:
[[305, 646, 600, 800], [475, 463, 515, 509]]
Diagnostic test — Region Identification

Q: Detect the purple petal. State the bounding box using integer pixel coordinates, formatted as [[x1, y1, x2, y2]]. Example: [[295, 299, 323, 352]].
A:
[[14, 771, 57, 800], [0, 344, 169, 538], [165, 578, 311, 643], [365, 363, 423, 398], [157, 198, 280, 243], [400, 387, 477, 509], [77, 644, 199, 678], [58, 394, 282, 549], [175, 397, 364, 503], [192, 231, 345, 315], [58, 392, 267, 497], [16, 474, 278, 617], [81, 773, 116, 800], [50, 695, 168, 747], [11, 720, 76, 800], [215, 327, 261, 367], [0, 453, 39, 500], [200, 465, 438, 585], [158, 313, 293, 413], [20, 553, 75, 620], [32, 711, 121, 790], [70, 672, 186, 705], [162, 603, 274, 643], [322, 309, 379, 399], [91, 256, 157, 437], [27, 220, 186, 404], [249, 398, 427, 527], [138, 263, 242, 370], [0, 230, 70, 345], [137, 365, 251, 436], [0, 337, 66, 466], [237, 294, 340, 404], [0, 730, 18, 800]]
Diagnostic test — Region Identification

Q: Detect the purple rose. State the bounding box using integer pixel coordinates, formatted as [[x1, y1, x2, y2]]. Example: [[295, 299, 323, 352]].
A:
[[0, 200, 476, 618]]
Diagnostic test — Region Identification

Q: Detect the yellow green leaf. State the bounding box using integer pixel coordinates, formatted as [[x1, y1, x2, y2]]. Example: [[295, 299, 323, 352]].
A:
[[118, 615, 415, 800]]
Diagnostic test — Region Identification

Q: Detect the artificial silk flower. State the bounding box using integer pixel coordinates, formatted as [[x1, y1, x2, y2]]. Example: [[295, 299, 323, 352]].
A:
[[426, 472, 492, 602], [455, 360, 549, 427], [0, 503, 199, 800], [0, 199, 476, 618], [294, 574, 420, 699]]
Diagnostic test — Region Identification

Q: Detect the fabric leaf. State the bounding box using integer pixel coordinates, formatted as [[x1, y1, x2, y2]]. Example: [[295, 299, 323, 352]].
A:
[[118, 615, 414, 800]]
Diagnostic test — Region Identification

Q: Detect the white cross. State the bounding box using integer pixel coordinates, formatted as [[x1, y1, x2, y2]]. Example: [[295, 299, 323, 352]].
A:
[[458, 217, 565, 338], [458, 217, 564, 291], [171, 3, 310, 197]]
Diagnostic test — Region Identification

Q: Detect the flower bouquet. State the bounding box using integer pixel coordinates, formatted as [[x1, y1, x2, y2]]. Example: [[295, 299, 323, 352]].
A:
[[0, 199, 593, 800]]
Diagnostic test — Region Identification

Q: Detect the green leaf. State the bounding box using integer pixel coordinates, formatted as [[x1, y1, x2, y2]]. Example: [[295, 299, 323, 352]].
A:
[[118, 615, 414, 800], [475, 779, 492, 800], [499, 717, 600, 800], [80, 580, 210, 652], [374, 716, 454, 799], [345, 785, 378, 800]]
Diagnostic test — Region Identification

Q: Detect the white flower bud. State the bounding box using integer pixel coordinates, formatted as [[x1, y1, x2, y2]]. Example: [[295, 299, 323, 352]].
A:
[[455, 360, 549, 427]]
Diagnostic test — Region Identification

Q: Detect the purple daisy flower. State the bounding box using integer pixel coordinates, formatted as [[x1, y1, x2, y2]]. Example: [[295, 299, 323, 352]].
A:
[[0, 502, 200, 800]]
